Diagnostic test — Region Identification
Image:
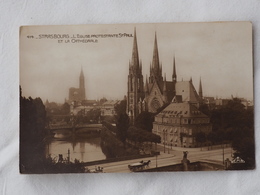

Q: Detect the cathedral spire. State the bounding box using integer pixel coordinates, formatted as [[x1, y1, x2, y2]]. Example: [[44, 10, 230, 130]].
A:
[[172, 56, 177, 82], [79, 67, 86, 100], [152, 32, 160, 76], [80, 66, 84, 77], [145, 75, 149, 93], [163, 73, 167, 92], [139, 60, 142, 73], [199, 77, 203, 99], [131, 27, 139, 72]]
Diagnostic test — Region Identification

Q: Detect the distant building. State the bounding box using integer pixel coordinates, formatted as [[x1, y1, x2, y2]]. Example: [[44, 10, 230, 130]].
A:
[[127, 29, 204, 123], [101, 100, 119, 116], [203, 96, 216, 109], [68, 68, 86, 102], [215, 99, 230, 107], [70, 100, 98, 115], [67, 69, 100, 115], [153, 96, 212, 148]]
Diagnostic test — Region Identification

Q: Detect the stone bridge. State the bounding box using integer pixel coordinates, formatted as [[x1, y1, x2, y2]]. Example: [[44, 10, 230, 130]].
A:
[[48, 124, 102, 133]]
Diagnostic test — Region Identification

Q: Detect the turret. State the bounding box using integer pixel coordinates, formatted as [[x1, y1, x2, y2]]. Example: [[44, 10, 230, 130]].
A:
[[131, 28, 139, 74], [145, 75, 149, 94], [172, 56, 177, 83], [163, 73, 168, 102], [79, 66, 86, 100], [149, 32, 163, 83], [199, 77, 203, 99]]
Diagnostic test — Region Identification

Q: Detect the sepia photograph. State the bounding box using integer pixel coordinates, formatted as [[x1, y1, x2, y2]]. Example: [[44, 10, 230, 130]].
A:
[[19, 22, 254, 174]]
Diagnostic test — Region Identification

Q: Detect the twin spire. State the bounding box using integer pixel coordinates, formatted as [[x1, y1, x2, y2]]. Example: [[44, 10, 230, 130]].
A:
[[152, 32, 160, 75], [130, 29, 203, 96], [130, 28, 141, 74]]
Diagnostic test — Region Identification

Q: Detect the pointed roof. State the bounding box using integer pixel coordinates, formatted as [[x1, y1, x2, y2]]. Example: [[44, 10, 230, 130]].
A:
[[175, 81, 200, 103], [131, 28, 139, 70], [145, 75, 149, 92], [152, 32, 160, 74], [157, 101, 208, 118], [199, 77, 203, 98], [80, 66, 84, 77], [172, 56, 177, 81], [163, 73, 167, 92]]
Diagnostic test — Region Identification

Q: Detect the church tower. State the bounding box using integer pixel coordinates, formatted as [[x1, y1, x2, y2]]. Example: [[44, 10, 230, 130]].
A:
[[127, 29, 144, 123], [172, 56, 177, 96], [149, 32, 163, 84], [199, 77, 203, 100], [79, 67, 86, 100]]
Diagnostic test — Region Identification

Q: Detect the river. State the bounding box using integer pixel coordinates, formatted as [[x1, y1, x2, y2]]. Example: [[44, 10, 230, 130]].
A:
[[45, 130, 106, 163]]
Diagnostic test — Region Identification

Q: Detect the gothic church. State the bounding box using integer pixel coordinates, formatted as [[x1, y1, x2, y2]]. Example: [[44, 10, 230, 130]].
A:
[[127, 29, 203, 122]]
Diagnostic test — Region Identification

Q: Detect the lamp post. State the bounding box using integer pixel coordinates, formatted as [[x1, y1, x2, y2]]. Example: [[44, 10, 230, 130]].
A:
[[163, 129, 168, 153], [155, 143, 158, 168], [222, 141, 225, 165]]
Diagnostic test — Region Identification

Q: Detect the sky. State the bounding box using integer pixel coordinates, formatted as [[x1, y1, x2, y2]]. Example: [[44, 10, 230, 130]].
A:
[[20, 22, 253, 103]]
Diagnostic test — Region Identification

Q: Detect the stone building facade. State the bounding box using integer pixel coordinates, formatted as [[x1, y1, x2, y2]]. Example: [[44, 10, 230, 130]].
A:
[[127, 29, 204, 123], [152, 96, 212, 148], [68, 68, 86, 102]]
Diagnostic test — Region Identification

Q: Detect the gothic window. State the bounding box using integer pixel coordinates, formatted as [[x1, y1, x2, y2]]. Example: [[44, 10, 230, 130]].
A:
[[150, 98, 161, 112], [130, 95, 133, 104], [138, 78, 140, 91]]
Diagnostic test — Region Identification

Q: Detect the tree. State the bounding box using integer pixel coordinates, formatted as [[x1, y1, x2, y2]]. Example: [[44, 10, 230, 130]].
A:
[[195, 132, 206, 150], [61, 102, 70, 115], [116, 113, 129, 146], [20, 86, 47, 173], [210, 98, 255, 169], [199, 103, 210, 116], [135, 111, 154, 132], [114, 100, 127, 119]]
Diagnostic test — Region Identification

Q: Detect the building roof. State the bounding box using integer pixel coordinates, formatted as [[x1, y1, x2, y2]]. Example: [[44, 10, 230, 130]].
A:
[[157, 101, 208, 118], [175, 81, 200, 103], [102, 100, 119, 106]]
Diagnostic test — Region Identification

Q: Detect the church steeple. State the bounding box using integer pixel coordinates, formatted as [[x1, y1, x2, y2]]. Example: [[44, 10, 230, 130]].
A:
[[199, 77, 203, 99], [145, 75, 149, 94], [152, 32, 160, 72], [127, 28, 145, 124], [79, 67, 86, 100], [172, 56, 177, 82], [163, 73, 167, 92], [163, 73, 168, 102], [149, 32, 163, 83], [130, 28, 139, 74]]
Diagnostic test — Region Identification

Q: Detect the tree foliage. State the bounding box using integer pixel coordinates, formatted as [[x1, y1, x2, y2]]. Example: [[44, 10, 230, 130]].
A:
[[20, 86, 47, 173], [114, 99, 127, 119], [116, 113, 129, 145], [135, 111, 154, 132], [127, 126, 161, 144], [209, 98, 255, 169]]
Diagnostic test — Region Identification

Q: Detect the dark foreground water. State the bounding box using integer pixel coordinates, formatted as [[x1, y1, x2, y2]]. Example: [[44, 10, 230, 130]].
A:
[[45, 130, 106, 163]]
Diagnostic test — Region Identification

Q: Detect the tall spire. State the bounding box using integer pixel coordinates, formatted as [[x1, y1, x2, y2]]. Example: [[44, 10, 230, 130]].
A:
[[152, 32, 160, 74], [199, 77, 203, 99], [172, 56, 177, 82], [163, 73, 167, 92], [131, 27, 139, 72], [190, 77, 193, 83], [79, 67, 86, 100], [145, 75, 149, 93], [80, 66, 84, 77]]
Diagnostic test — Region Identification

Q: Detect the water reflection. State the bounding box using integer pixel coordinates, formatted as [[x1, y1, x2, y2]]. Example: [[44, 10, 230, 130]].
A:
[[46, 136, 106, 163]]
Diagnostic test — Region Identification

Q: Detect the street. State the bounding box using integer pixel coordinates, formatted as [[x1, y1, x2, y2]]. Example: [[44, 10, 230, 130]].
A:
[[87, 144, 233, 173]]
